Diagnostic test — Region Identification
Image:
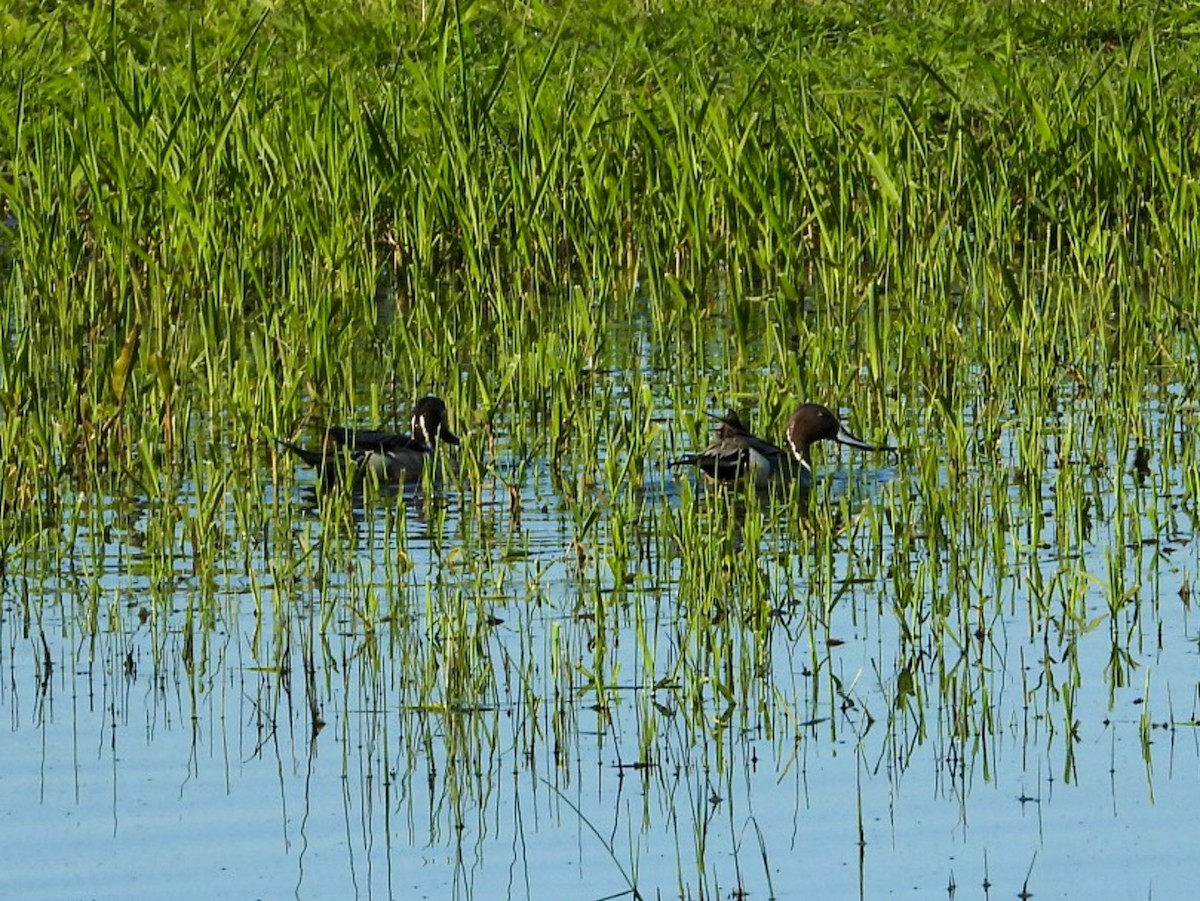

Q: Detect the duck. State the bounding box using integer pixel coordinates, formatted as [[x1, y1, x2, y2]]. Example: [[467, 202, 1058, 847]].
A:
[[279, 395, 460, 483], [671, 403, 892, 487]]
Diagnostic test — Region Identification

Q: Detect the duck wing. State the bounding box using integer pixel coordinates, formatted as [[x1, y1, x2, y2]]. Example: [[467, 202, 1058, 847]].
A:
[[327, 426, 431, 455], [694, 444, 756, 481], [673, 433, 787, 482]]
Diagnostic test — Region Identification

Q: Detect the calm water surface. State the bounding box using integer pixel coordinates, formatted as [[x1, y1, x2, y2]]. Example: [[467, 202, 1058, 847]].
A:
[[1, 386, 1197, 900]]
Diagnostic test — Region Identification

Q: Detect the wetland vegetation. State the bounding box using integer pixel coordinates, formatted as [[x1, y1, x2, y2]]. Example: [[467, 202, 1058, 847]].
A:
[[2, 1, 1199, 898]]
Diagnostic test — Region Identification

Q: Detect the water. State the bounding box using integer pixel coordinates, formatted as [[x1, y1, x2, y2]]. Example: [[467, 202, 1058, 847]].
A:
[[1, 396, 1197, 900]]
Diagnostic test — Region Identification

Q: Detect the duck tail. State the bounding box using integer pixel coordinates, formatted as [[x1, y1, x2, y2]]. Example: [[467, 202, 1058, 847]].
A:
[[669, 454, 700, 468], [276, 438, 332, 468]]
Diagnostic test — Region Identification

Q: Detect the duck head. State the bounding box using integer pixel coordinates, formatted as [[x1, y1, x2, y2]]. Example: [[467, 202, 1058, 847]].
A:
[[410, 396, 460, 448], [784, 403, 892, 472]]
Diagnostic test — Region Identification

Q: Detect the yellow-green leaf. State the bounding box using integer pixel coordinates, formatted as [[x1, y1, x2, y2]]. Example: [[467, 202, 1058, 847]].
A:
[[111, 325, 141, 404], [863, 148, 901, 205]]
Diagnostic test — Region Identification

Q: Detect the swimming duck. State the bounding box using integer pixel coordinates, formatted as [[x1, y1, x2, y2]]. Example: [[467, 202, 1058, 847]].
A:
[[279, 395, 460, 483], [671, 403, 891, 487]]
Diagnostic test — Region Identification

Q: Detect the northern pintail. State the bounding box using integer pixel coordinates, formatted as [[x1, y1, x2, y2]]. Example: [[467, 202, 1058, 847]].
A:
[[671, 403, 892, 487], [279, 395, 460, 483]]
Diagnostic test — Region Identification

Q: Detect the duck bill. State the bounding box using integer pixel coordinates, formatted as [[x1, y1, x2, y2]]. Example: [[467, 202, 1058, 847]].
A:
[[439, 427, 461, 447], [834, 426, 892, 453]]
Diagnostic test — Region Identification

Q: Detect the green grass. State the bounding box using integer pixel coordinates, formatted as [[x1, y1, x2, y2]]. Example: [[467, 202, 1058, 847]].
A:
[[2, 10, 1199, 889]]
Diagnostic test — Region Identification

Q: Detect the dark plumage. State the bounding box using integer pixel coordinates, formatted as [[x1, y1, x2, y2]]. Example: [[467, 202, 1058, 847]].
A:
[[279, 395, 460, 483], [672, 403, 892, 487]]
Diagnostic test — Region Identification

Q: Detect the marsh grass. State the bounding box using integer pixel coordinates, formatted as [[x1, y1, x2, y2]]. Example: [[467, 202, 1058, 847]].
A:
[[3, 1, 1200, 897]]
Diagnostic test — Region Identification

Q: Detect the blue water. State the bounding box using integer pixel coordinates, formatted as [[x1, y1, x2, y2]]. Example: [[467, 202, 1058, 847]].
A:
[[1, 405, 1197, 900]]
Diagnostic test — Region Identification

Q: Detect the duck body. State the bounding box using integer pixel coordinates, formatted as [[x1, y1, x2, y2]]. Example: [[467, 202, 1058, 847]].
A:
[[280, 396, 460, 484], [672, 403, 891, 487], [671, 411, 794, 487]]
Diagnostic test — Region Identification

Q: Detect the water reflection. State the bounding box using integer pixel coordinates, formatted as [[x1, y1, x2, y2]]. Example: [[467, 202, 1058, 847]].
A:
[[1, 395, 1197, 901]]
